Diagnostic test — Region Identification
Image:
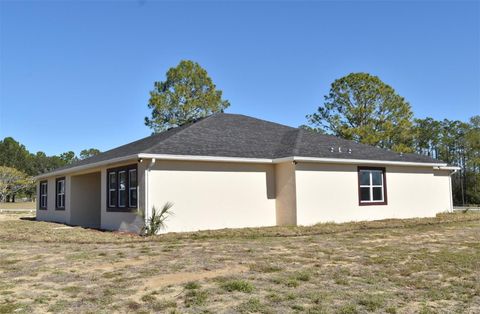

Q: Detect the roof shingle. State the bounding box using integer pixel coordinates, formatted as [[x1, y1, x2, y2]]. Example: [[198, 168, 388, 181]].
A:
[[49, 113, 444, 174]]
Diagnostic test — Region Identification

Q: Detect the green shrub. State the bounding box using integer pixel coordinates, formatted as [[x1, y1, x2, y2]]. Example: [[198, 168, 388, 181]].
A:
[[221, 279, 255, 293]]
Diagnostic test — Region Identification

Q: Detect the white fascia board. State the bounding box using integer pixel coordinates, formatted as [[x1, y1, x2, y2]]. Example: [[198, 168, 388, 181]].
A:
[[436, 166, 461, 171], [33, 153, 448, 180], [33, 154, 140, 180], [277, 156, 448, 168], [138, 153, 274, 164]]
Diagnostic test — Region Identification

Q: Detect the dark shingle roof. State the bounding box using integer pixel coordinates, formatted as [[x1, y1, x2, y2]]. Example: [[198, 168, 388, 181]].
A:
[[50, 113, 444, 173]]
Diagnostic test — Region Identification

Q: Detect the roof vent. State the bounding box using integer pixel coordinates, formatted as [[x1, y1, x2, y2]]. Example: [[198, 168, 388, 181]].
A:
[[400, 152, 404, 157], [348, 148, 352, 154], [338, 147, 342, 153], [330, 147, 334, 152]]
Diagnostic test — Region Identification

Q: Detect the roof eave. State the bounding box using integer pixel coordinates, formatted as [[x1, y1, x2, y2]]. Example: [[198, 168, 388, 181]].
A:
[[33, 154, 447, 180], [275, 156, 447, 167], [33, 154, 140, 180]]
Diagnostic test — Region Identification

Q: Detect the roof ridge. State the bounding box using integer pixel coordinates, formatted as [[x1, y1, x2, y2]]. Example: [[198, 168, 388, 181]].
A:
[[143, 114, 217, 154]]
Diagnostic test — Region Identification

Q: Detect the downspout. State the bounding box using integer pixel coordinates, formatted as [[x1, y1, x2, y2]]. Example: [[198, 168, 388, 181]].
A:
[[145, 158, 156, 226]]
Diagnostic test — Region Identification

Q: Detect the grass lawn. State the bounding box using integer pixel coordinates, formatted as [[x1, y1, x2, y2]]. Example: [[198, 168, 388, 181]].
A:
[[0, 212, 479, 313], [0, 202, 35, 210]]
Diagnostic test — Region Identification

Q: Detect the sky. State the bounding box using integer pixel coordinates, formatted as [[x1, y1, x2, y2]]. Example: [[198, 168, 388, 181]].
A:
[[0, 0, 479, 156]]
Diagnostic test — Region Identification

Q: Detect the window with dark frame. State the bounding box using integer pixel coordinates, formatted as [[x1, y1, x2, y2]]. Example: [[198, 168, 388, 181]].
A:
[[55, 177, 65, 210], [358, 167, 387, 205], [107, 164, 138, 211], [39, 181, 48, 209]]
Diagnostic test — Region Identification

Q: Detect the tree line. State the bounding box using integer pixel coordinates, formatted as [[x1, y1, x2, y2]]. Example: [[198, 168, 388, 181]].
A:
[[0, 137, 100, 202]]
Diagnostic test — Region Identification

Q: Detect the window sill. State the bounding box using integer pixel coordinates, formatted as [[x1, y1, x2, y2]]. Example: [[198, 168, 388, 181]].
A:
[[359, 202, 387, 206], [106, 207, 138, 213], [55, 208, 65, 211], [38, 208, 47, 210]]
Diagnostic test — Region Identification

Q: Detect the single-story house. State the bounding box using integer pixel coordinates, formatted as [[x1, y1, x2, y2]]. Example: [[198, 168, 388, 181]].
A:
[[35, 113, 457, 233]]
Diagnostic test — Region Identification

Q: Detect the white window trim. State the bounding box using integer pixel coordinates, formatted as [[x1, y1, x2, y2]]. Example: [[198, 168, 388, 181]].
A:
[[359, 170, 384, 203], [128, 169, 137, 208], [108, 172, 117, 207], [57, 179, 65, 208], [40, 182, 47, 208], [118, 171, 127, 208]]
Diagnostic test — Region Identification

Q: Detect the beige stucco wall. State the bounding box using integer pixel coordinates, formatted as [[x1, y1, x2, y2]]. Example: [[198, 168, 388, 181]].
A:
[[294, 163, 452, 225], [36, 176, 70, 224], [36, 159, 145, 233], [148, 160, 276, 233], [275, 162, 297, 225], [70, 172, 101, 228], [100, 161, 146, 233]]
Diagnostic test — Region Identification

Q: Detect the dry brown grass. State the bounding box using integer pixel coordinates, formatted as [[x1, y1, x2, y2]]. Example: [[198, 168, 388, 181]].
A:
[[0, 202, 35, 210], [0, 212, 479, 313]]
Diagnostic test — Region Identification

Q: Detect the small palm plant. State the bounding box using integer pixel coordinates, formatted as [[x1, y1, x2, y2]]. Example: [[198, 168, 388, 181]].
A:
[[141, 202, 174, 236]]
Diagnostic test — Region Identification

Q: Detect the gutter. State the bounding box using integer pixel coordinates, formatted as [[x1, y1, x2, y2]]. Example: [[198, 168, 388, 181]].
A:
[[33, 153, 448, 180]]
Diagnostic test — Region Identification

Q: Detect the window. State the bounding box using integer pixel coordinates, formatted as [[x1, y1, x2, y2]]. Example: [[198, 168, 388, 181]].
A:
[[118, 171, 127, 207], [55, 177, 65, 210], [129, 169, 137, 208], [106, 164, 137, 211], [39, 181, 48, 209], [358, 167, 387, 205], [108, 172, 117, 208]]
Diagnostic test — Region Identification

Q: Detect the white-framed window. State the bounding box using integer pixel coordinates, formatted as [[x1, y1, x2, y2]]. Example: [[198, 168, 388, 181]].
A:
[[118, 171, 127, 208], [108, 172, 117, 208], [358, 168, 387, 205], [128, 169, 137, 208], [107, 165, 137, 211], [40, 181, 48, 209], [56, 178, 65, 209]]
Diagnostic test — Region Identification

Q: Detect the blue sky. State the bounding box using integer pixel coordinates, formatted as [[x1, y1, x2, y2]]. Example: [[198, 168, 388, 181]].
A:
[[1, 1, 479, 156]]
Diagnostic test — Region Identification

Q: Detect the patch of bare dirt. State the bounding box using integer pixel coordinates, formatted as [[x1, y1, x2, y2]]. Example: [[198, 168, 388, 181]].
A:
[[132, 264, 249, 300]]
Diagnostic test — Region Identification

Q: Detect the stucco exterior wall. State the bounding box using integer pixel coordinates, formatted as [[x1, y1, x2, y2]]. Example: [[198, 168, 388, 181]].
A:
[[36, 176, 70, 224], [36, 159, 145, 233], [70, 172, 101, 228], [100, 161, 146, 233], [148, 160, 276, 232], [294, 163, 452, 225], [275, 162, 297, 225]]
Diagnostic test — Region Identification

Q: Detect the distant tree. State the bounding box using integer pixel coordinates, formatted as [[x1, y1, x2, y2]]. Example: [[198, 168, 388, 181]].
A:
[[145, 60, 230, 133], [0, 166, 31, 202], [413, 117, 442, 158], [79, 148, 101, 160], [59, 151, 77, 164], [307, 73, 414, 153], [0, 137, 34, 174]]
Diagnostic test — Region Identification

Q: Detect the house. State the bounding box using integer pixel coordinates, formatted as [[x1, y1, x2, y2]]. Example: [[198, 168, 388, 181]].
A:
[[35, 113, 457, 233]]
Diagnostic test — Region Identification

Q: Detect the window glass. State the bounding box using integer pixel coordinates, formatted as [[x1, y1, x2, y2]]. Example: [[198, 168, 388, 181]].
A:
[[360, 187, 370, 201], [372, 187, 383, 201], [109, 172, 116, 189], [372, 171, 382, 185], [118, 171, 126, 207], [359, 171, 370, 185], [129, 189, 137, 207], [109, 190, 117, 207], [129, 169, 137, 187]]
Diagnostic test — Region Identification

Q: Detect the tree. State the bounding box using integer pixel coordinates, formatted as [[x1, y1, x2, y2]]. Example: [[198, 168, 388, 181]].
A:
[[307, 73, 414, 153], [0, 166, 31, 202], [0, 137, 34, 175], [80, 148, 101, 160], [145, 60, 230, 133], [59, 151, 77, 164]]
